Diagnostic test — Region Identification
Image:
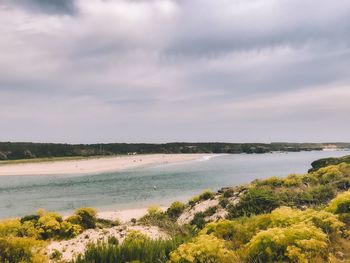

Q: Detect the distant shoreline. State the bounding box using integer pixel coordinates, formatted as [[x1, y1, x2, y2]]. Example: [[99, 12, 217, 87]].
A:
[[0, 153, 208, 176]]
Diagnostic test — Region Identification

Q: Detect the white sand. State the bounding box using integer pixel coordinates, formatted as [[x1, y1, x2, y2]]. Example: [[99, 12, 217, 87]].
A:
[[0, 153, 207, 176]]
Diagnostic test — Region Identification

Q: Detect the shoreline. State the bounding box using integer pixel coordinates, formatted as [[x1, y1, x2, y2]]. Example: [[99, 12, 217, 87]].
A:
[[0, 153, 208, 176]]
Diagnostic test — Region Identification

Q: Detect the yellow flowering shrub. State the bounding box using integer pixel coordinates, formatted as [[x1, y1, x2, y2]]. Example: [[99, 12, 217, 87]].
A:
[[169, 234, 239, 263], [246, 223, 328, 263], [327, 190, 350, 214], [123, 230, 148, 247], [269, 207, 344, 239], [19, 220, 39, 238], [59, 221, 82, 238], [311, 164, 349, 184], [283, 174, 303, 187], [200, 215, 272, 249], [0, 237, 47, 263], [37, 212, 62, 239], [202, 206, 343, 249], [0, 218, 21, 237], [74, 207, 97, 229], [255, 176, 284, 187]]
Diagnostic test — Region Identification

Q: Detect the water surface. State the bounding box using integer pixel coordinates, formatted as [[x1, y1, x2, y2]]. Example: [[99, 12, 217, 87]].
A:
[[0, 150, 348, 218]]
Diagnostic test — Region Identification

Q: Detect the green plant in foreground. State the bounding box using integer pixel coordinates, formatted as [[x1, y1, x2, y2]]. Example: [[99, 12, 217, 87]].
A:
[[0, 237, 47, 263], [246, 223, 328, 263], [73, 231, 185, 263], [327, 189, 350, 214], [169, 234, 239, 263], [167, 201, 186, 219]]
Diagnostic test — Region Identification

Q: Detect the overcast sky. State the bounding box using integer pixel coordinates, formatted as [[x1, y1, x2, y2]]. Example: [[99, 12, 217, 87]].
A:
[[0, 0, 349, 143]]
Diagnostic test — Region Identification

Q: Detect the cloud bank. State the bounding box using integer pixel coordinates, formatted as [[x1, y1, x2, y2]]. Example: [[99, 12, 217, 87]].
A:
[[0, 0, 349, 143]]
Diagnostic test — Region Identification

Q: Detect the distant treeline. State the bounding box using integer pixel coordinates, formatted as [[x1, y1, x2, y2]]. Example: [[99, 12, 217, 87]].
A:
[[0, 142, 349, 160]]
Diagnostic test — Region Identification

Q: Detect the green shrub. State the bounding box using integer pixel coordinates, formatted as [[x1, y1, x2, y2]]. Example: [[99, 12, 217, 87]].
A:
[[108, 236, 119, 245], [74, 207, 97, 229], [283, 174, 303, 187], [310, 156, 350, 171], [227, 188, 280, 218], [223, 188, 235, 198], [20, 214, 40, 224], [301, 185, 335, 205], [139, 206, 187, 236], [219, 197, 229, 208], [50, 249, 62, 260], [255, 176, 284, 187], [96, 218, 120, 229], [139, 206, 167, 225], [74, 231, 185, 263], [203, 205, 218, 217], [190, 212, 206, 229], [188, 195, 200, 206], [167, 201, 186, 219], [335, 178, 350, 191], [198, 189, 215, 201], [188, 190, 215, 206]]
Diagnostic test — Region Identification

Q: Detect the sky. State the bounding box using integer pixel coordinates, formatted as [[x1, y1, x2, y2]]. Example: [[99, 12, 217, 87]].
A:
[[0, 0, 349, 144]]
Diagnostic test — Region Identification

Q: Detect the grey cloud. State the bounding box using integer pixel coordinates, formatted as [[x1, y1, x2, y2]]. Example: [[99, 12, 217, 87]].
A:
[[0, 0, 349, 143], [3, 0, 77, 14]]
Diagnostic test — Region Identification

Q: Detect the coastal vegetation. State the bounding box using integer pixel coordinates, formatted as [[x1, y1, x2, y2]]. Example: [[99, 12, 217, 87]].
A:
[[1, 141, 348, 161], [0, 207, 100, 262], [1, 155, 350, 262], [73, 231, 186, 263]]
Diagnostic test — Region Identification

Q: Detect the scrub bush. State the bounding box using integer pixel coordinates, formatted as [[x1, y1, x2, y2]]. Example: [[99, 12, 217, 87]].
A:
[[227, 188, 280, 218], [169, 234, 238, 263], [73, 207, 97, 229], [167, 201, 186, 219], [0, 237, 47, 263], [327, 190, 350, 214], [74, 231, 185, 263]]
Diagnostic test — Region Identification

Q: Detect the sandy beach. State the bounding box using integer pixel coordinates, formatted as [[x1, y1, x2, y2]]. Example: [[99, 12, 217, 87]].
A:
[[0, 153, 207, 176]]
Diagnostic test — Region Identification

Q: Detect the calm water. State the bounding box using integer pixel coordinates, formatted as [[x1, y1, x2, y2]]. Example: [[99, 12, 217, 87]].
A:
[[0, 150, 348, 219]]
